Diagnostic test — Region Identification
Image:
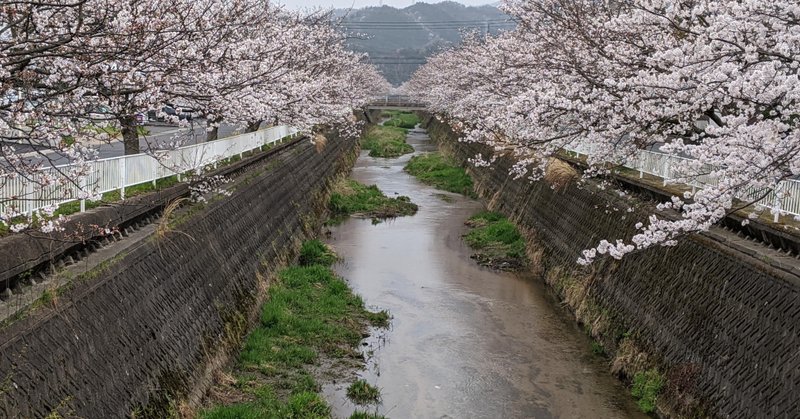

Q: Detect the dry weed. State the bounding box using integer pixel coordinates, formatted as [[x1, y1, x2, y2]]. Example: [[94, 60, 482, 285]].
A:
[[314, 133, 328, 153], [331, 177, 355, 196], [544, 158, 578, 191]]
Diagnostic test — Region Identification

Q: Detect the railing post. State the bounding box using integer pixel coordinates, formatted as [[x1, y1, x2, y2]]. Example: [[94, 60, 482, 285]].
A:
[[152, 159, 157, 187], [773, 182, 783, 223], [119, 158, 126, 199], [25, 181, 34, 215], [637, 153, 643, 178], [79, 176, 86, 212]]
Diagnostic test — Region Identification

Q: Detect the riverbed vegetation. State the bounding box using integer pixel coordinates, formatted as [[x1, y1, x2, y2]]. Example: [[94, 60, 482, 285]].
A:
[[404, 152, 474, 197], [201, 241, 390, 419], [298, 239, 338, 266], [349, 412, 387, 419], [346, 379, 381, 405], [463, 211, 527, 271], [361, 125, 414, 158], [382, 111, 420, 129], [328, 178, 418, 223], [631, 368, 664, 414]]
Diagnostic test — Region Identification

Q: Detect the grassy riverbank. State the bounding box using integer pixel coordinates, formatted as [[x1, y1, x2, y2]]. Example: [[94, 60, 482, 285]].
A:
[[361, 126, 414, 158], [329, 178, 418, 223], [464, 211, 527, 271], [404, 152, 474, 197], [201, 240, 389, 419]]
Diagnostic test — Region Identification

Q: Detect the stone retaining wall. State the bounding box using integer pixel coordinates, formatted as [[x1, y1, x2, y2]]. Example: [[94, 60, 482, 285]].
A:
[[0, 133, 358, 418], [427, 117, 799, 419]]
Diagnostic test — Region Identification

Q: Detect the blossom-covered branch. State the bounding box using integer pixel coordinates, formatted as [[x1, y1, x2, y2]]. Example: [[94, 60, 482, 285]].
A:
[[0, 0, 388, 232], [406, 0, 800, 262]]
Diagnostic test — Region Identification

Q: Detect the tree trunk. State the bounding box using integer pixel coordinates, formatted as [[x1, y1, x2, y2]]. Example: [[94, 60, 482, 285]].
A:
[[206, 117, 224, 141], [246, 120, 262, 133], [121, 115, 140, 155]]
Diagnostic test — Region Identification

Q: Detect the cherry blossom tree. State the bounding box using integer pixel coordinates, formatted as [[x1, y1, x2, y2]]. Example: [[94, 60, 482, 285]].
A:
[[407, 0, 800, 262], [166, 4, 389, 141], [1, 0, 388, 232]]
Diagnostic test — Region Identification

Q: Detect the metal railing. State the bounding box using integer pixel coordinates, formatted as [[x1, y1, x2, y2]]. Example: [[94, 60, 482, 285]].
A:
[[1, 125, 299, 215], [367, 95, 428, 110], [564, 144, 800, 222]]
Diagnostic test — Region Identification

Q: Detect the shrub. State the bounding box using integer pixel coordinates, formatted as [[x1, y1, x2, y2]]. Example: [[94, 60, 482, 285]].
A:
[[631, 369, 664, 413], [298, 240, 337, 267]]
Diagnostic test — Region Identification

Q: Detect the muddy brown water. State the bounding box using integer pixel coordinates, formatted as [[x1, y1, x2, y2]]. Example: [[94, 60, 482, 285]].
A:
[[323, 126, 647, 419]]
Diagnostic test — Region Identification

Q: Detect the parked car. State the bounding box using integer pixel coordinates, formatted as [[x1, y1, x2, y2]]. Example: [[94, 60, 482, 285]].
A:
[[135, 112, 148, 125], [87, 105, 114, 122], [159, 105, 193, 121], [176, 106, 200, 120]]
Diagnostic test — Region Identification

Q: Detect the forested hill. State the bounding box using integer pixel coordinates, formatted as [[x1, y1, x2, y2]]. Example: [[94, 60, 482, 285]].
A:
[[337, 1, 512, 86]]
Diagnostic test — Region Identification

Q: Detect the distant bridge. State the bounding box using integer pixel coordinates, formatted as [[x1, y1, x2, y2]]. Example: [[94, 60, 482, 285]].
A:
[[366, 95, 428, 111]]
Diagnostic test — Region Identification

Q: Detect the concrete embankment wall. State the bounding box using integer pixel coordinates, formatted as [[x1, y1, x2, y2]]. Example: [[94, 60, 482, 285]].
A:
[[426, 117, 799, 418], [0, 132, 359, 418]]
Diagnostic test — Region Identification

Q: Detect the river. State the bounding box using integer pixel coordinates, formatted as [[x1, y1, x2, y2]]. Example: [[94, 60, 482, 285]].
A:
[[322, 126, 647, 419]]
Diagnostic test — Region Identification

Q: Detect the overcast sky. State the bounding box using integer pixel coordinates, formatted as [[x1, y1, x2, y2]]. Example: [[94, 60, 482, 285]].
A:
[[277, 0, 495, 11]]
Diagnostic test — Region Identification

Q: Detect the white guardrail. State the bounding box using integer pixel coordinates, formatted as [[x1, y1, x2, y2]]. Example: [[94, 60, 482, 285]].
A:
[[564, 144, 800, 222], [1, 125, 299, 215]]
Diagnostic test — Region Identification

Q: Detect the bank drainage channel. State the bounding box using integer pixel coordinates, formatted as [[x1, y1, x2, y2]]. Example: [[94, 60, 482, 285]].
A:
[[0, 211, 163, 324]]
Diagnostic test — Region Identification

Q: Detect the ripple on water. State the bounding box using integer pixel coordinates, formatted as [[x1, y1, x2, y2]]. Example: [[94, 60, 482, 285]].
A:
[[322, 127, 648, 419]]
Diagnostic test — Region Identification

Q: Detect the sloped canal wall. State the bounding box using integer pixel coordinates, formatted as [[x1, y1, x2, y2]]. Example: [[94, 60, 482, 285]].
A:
[[0, 132, 359, 418], [426, 116, 800, 419]]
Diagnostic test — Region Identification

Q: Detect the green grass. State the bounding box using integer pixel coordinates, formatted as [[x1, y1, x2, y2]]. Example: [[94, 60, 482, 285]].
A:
[[328, 179, 418, 222], [590, 341, 605, 356], [365, 310, 391, 328], [201, 241, 390, 418], [346, 380, 381, 405], [383, 112, 420, 129], [239, 264, 369, 369], [203, 388, 330, 419], [631, 369, 664, 414], [349, 412, 387, 419], [463, 211, 527, 271], [404, 152, 474, 197], [361, 125, 414, 158], [298, 240, 338, 267]]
